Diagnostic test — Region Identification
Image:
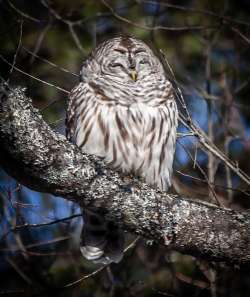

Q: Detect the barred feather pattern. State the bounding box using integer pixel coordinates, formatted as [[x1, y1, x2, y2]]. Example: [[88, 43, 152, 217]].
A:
[[66, 36, 178, 264]]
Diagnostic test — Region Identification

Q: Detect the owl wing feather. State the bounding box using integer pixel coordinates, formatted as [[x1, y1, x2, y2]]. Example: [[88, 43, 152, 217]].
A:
[[66, 82, 87, 143]]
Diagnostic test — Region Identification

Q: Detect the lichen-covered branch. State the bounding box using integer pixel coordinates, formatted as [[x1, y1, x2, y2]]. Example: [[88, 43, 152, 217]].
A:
[[0, 83, 249, 266]]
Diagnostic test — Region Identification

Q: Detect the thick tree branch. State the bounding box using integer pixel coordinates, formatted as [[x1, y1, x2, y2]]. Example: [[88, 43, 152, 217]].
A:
[[0, 83, 249, 266]]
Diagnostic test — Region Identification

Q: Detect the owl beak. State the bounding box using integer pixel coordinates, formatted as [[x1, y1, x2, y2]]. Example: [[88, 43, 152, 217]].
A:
[[130, 70, 138, 82]]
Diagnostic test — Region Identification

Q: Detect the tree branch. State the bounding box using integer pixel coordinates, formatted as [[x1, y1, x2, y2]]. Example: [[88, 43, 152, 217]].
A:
[[0, 83, 249, 266]]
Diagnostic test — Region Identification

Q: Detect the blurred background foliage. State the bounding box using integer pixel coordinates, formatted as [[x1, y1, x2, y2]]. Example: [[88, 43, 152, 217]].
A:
[[0, 0, 250, 296]]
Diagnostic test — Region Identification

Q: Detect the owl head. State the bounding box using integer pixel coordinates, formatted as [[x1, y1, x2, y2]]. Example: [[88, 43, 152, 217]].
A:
[[81, 36, 165, 83]]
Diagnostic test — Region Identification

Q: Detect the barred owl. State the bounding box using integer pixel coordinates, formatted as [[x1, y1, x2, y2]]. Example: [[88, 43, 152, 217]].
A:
[[66, 36, 178, 264]]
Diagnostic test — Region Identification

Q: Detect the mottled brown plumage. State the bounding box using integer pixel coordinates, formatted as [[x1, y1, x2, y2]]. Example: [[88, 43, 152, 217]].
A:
[[66, 36, 178, 264]]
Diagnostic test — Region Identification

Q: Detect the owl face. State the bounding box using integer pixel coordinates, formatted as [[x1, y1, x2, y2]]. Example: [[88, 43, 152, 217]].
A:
[[91, 36, 164, 83], [105, 46, 153, 82]]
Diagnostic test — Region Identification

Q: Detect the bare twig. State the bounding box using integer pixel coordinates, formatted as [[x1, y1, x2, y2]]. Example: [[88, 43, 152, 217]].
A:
[[5, 257, 33, 285], [0, 55, 68, 93], [22, 46, 78, 77], [139, 0, 250, 28], [179, 113, 250, 186], [8, 20, 23, 83], [102, 0, 216, 32], [231, 27, 250, 44], [0, 214, 81, 242], [64, 237, 140, 288], [175, 170, 250, 196], [29, 20, 52, 65], [7, 0, 41, 23]]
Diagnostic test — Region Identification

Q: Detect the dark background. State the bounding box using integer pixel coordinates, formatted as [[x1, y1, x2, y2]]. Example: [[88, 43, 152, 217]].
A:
[[0, 0, 250, 296]]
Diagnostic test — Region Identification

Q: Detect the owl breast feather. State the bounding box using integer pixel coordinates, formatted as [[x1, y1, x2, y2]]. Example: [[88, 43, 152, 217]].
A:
[[74, 83, 178, 191]]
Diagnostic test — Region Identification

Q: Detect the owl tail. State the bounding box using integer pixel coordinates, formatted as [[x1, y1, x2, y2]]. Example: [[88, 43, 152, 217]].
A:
[[80, 209, 124, 265]]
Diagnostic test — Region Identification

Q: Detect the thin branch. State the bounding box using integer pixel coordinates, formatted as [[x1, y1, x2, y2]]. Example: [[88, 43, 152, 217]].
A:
[[231, 26, 250, 44], [29, 19, 52, 65], [139, 0, 250, 28], [177, 140, 223, 206], [0, 55, 68, 93], [5, 257, 33, 285], [22, 46, 78, 77], [41, 0, 87, 54], [205, 41, 217, 204], [0, 236, 70, 252], [7, 0, 41, 23], [159, 48, 250, 187], [101, 0, 217, 32], [0, 214, 81, 242], [8, 19, 23, 83], [68, 23, 86, 54], [175, 170, 250, 196], [63, 237, 140, 288], [178, 112, 250, 186]]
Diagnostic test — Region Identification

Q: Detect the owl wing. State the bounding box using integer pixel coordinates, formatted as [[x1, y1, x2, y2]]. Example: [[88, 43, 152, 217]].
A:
[[66, 84, 79, 143], [66, 82, 88, 143], [66, 61, 90, 143]]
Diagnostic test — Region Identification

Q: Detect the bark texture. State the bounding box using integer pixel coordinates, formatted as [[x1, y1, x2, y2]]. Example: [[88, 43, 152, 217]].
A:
[[0, 83, 249, 266]]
